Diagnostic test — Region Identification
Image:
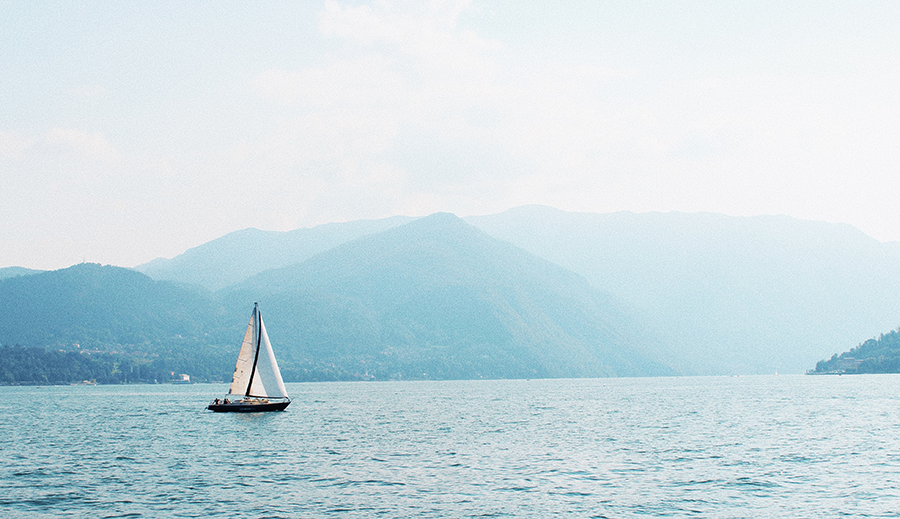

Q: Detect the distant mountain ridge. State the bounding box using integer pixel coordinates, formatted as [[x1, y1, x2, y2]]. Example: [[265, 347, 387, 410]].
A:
[[0, 267, 43, 280], [1, 216, 677, 382], [467, 206, 900, 374], [0, 263, 233, 384], [222, 213, 674, 379], [6, 205, 900, 379], [0, 263, 224, 349], [135, 216, 416, 290]]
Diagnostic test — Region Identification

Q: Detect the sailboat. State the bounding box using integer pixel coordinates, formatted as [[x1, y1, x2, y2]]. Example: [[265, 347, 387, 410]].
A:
[[208, 303, 291, 412]]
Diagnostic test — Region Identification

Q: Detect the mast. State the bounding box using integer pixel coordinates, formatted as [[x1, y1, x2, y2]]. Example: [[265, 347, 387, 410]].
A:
[[245, 303, 263, 397], [227, 301, 288, 400]]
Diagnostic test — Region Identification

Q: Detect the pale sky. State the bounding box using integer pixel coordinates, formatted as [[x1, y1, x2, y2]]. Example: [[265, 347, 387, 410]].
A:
[[2, 1, 899, 270]]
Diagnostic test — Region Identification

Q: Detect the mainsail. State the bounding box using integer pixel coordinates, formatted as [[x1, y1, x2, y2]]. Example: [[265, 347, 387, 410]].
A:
[[228, 303, 289, 399]]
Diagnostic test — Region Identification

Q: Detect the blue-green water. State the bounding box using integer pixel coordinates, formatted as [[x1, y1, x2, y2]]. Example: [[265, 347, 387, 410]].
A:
[[2, 375, 899, 518]]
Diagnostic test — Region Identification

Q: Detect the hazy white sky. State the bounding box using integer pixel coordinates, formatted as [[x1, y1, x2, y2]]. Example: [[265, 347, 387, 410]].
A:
[[2, 1, 899, 270]]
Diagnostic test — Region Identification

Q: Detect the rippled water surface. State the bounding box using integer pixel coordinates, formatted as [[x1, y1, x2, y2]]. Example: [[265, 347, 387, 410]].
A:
[[2, 375, 900, 518]]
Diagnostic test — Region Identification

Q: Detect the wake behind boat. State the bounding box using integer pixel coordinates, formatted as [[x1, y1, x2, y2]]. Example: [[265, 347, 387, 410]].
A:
[[208, 303, 291, 412]]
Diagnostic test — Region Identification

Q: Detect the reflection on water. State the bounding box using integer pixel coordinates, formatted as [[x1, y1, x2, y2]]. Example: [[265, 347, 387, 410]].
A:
[[1, 375, 899, 517]]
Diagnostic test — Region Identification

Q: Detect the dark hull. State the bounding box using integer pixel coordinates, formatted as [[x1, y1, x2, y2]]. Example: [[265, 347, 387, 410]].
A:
[[208, 400, 290, 413]]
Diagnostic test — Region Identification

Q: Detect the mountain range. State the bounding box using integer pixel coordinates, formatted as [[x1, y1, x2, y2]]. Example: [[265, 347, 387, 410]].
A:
[[4, 206, 900, 381], [468, 206, 900, 374], [1, 212, 673, 382], [142, 205, 900, 374], [221, 213, 674, 379], [137, 216, 415, 291]]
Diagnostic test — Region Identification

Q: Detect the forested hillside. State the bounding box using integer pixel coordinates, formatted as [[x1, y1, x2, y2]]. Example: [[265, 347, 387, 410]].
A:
[[0, 345, 228, 385], [223, 213, 675, 380], [0, 216, 677, 384], [0, 263, 235, 384], [8, 207, 900, 383], [810, 329, 900, 374], [0, 263, 227, 349]]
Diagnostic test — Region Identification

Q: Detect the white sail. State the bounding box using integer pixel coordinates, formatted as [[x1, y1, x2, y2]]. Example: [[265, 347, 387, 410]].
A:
[[228, 309, 258, 396], [247, 313, 289, 398], [227, 304, 289, 399]]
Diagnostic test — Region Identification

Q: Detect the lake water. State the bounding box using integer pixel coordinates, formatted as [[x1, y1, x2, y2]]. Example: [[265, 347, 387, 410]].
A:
[[1, 375, 899, 518]]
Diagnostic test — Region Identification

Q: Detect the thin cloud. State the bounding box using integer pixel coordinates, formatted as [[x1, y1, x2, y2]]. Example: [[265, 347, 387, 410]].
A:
[[0, 131, 34, 159], [248, 0, 636, 195], [65, 84, 107, 100], [43, 128, 118, 163]]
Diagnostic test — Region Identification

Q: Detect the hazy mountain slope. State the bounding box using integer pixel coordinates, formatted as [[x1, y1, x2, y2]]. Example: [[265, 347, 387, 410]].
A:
[[135, 216, 416, 290], [222, 213, 675, 380], [0, 267, 43, 280], [467, 206, 900, 374], [0, 263, 237, 384], [0, 263, 226, 349]]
